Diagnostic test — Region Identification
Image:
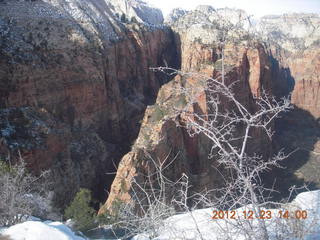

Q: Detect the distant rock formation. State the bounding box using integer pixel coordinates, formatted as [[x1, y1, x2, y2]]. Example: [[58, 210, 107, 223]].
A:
[[165, 8, 189, 24], [257, 13, 320, 117], [106, 0, 164, 24]]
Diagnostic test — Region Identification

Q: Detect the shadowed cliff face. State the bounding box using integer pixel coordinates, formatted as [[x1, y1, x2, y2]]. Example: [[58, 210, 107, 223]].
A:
[[269, 106, 320, 200], [289, 47, 320, 118], [268, 45, 320, 196], [0, 0, 178, 210]]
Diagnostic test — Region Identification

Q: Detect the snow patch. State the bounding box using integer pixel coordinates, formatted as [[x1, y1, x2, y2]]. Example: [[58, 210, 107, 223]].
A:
[[137, 190, 320, 240], [2, 221, 86, 240]]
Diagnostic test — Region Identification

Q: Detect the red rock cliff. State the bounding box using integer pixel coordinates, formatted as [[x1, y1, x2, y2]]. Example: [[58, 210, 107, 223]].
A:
[[0, 1, 178, 210]]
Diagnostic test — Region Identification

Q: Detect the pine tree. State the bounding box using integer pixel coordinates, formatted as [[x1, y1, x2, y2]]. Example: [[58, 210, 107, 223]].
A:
[[64, 188, 96, 231]]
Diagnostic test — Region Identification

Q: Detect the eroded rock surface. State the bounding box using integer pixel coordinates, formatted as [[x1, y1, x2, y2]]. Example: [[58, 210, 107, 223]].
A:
[[102, 8, 320, 212], [0, 0, 177, 210], [106, 0, 164, 25]]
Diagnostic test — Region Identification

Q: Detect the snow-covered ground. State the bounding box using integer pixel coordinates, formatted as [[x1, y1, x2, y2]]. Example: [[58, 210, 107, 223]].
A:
[[0, 221, 86, 240], [1, 190, 319, 240], [134, 190, 320, 240]]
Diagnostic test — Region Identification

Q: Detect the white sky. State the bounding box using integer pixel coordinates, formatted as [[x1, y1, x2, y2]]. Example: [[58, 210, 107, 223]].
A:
[[146, 0, 320, 18]]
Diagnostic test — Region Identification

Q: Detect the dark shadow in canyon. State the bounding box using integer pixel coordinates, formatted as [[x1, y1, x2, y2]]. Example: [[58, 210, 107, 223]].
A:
[[264, 106, 320, 201], [94, 30, 182, 207], [269, 53, 295, 98], [261, 53, 319, 201]]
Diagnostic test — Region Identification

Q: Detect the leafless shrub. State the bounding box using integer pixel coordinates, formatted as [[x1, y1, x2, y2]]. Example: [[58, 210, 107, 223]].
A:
[[0, 154, 52, 227], [151, 64, 295, 239], [100, 150, 200, 239]]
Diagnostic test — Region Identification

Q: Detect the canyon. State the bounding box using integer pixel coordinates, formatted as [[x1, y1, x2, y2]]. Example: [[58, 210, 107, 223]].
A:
[[0, 0, 319, 217]]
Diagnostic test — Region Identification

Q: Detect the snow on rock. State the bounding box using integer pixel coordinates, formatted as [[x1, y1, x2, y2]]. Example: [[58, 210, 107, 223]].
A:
[[106, 0, 164, 25], [293, 190, 320, 213], [168, 6, 251, 44], [291, 190, 320, 239], [165, 8, 189, 24], [257, 13, 320, 50], [131, 234, 151, 240], [2, 221, 86, 240]]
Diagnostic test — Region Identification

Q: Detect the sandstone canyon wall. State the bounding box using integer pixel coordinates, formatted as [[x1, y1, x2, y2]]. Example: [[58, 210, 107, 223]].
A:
[[0, 0, 178, 211]]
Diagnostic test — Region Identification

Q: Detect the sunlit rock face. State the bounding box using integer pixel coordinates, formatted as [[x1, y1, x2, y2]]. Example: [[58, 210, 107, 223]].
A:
[[106, 0, 164, 25], [0, 0, 177, 210], [165, 8, 189, 24]]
